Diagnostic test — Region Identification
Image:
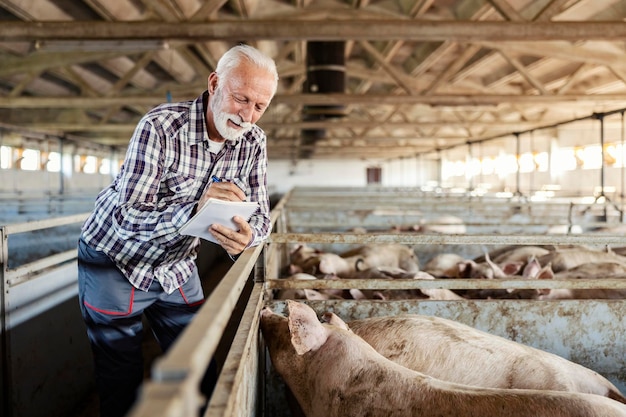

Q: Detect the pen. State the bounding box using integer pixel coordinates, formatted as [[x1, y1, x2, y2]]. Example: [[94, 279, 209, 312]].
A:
[[211, 175, 221, 183]]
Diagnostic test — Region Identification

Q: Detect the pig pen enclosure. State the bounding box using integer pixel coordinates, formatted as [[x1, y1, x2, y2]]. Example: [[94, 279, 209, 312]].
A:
[[128, 186, 626, 417]]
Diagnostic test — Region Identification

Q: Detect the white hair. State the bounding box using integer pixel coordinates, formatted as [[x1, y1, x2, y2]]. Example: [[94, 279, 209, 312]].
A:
[[215, 44, 279, 95]]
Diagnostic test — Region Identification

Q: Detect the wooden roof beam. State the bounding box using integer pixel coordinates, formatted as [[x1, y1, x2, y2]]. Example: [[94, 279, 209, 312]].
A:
[[3, 20, 626, 42], [3, 93, 626, 108], [4, 120, 585, 133]]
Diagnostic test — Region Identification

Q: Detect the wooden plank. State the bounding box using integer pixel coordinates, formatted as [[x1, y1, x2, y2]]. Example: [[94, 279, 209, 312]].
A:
[[4, 21, 626, 42], [5, 93, 626, 108], [204, 284, 264, 417], [152, 243, 264, 381]]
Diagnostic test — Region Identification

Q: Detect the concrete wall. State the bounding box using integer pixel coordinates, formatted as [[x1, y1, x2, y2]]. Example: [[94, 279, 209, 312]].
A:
[[267, 159, 372, 194]]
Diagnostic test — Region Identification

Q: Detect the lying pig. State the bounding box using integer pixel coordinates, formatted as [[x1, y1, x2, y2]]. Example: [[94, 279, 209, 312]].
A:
[[291, 252, 361, 276], [463, 255, 546, 299], [491, 245, 550, 264], [441, 252, 524, 280], [422, 252, 465, 277], [273, 273, 347, 301], [260, 301, 626, 417], [417, 214, 466, 234], [537, 247, 626, 273], [339, 243, 420, 274], [290, 244, 322, 265], [322, 313, 625, 403], [283, 244, 324, 275], [536, 262, 626, 300], [350, 265, 423, 280], [373, 288, 466, 301], [290, 244, 420, 277]]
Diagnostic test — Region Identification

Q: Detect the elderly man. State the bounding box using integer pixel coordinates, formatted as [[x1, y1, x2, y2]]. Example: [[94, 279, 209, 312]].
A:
[[77, 44, 278, 417]]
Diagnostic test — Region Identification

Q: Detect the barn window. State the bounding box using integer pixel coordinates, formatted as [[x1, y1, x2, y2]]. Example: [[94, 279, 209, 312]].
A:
[[99, 158, 111, 175], [494, 154, 517, 178], [466, 157, 481, 178], [481, 157, 495, 175], [518, 153, 535, 173], [579, 145, 602, 170], [46, 152, 61, 172], [20, 149, 40, 171], [534, 152, 549, 172], [82, 155, 98, 174], [0, 146, 11, 169]]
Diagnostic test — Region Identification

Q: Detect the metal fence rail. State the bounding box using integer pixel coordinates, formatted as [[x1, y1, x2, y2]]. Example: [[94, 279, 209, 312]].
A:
[[1, 211, 92, 417]]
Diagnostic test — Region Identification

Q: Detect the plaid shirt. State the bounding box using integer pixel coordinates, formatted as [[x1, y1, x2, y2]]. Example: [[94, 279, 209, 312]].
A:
[[81, 91, 271, 294]]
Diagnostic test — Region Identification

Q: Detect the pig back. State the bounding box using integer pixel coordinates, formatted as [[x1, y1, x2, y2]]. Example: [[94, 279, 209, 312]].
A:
[[537, 248, 626, 272], [346, 314, 626, 401]]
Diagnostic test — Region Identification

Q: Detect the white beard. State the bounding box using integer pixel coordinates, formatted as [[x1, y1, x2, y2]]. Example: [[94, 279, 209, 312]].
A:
[[211, 88, 253, 141]]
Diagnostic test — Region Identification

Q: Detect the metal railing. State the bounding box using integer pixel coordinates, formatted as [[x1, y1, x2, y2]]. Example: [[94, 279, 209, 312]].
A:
[[1, 211, 91, 417]]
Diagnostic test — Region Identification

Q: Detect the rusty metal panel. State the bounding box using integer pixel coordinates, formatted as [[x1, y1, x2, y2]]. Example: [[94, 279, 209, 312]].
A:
[[266, 277, 626, 291], [269, 232, 626, 246]]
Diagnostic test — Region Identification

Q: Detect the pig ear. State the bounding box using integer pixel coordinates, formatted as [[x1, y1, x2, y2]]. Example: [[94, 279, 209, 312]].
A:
[[321, 312, 351, 331], [287, 301, 328, 355], [536, 263, 554, 280], [484, 253, 511, 278], [522, 255, 540, 278], [290, 244, 302, 255], [501, 261, 524, 276], [457, 260, 475, 278], [535, 263, 554, 296], [260, 306, 274, 319]]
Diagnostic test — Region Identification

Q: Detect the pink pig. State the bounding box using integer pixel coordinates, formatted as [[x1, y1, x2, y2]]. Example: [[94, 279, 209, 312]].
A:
[[260, 301, 626, 417], [323, 313, 625, 403]]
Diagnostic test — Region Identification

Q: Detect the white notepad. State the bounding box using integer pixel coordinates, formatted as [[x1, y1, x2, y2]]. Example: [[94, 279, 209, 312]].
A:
[[180, 198, 259, 243]]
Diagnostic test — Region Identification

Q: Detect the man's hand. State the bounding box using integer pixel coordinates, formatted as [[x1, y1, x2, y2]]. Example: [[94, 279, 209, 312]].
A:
[[197, 180, 246, 210], [210, 215, 253, 256]]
